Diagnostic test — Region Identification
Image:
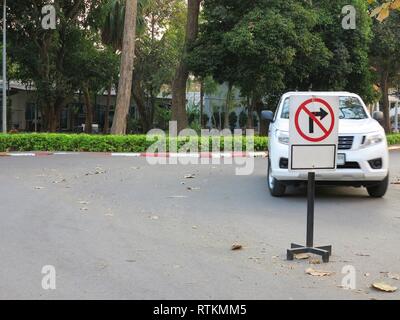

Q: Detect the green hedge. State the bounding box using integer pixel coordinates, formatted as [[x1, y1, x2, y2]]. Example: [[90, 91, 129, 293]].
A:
[[0, 133, 268, 152], [0, 133, 399, 153], [387, 134, 400, 146]]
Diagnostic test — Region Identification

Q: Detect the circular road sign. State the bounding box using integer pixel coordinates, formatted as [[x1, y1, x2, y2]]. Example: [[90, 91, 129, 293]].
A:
[[294, 98, 335, 143]]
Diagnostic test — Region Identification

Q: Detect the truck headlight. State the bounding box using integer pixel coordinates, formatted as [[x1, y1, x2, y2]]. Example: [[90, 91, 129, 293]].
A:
[[361, 133, 384, 148], [275, 130, 289, 145]]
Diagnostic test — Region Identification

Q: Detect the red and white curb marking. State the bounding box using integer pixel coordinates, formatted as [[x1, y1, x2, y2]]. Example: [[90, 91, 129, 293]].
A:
[[1, 146, 399, 157], [0, 151, 268, 158]]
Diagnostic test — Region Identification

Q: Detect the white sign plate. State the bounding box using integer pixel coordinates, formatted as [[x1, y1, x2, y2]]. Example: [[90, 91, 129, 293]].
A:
[[289, 95, 339, 171]]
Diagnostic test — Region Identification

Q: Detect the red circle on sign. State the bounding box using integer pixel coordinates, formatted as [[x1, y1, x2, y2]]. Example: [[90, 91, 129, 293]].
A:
[[294, 98, 335, 143]]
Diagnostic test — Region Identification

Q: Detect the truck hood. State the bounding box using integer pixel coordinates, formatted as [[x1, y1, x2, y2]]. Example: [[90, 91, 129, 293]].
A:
[[278, 118, 382, 135]]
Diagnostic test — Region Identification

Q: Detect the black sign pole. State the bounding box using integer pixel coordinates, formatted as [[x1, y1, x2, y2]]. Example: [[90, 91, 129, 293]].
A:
[[287, 171, 332, 263], [306, 172, 315, 248]]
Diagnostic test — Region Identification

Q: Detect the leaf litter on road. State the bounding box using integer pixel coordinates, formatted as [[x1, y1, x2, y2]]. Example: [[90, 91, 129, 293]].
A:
[[231, 244, 243, 251], [371, 282, 397, 292], [294, 253, 310, 260], [305, 268, 334, 277], [187, 187, 200, 191]]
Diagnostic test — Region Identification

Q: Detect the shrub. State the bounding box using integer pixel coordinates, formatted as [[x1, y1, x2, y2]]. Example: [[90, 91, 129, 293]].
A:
[[1, 133, 398, 153], [0, 133, 269, 152]]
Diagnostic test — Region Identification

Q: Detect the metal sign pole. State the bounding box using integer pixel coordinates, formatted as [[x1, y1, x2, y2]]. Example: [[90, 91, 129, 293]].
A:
[[287, 174, 332, 263], [2, 0, 6, 134], [306, 172, 315, 248]]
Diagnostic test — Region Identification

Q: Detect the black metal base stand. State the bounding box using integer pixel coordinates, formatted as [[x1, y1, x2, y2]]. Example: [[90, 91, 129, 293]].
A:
[[286, 172, 332, 263]]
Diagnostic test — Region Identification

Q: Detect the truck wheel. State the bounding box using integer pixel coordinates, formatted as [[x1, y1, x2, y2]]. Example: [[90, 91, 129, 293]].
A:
[[268, 159, 286, 197], [366, 175, 389, 198]]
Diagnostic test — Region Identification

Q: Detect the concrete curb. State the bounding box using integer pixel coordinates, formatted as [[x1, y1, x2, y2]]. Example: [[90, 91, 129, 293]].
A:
[[1, 146, 399, 158], [0, 151, 269, 158], [388, 145, 400, 151]]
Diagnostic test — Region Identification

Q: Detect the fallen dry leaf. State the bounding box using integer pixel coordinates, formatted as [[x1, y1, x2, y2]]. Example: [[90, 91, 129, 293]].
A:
[[309, 258, 321, 265], [372, 282, 397, 293], [355, 253, 370, 257], [187, 187, 200, 191], [305, 268, 334, 277], [231, 244, 243, 251], [294, 253, 310, 260]]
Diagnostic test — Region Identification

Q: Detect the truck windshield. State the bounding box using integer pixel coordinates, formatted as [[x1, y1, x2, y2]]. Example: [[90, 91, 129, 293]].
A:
[[280, 96, 368, 119]]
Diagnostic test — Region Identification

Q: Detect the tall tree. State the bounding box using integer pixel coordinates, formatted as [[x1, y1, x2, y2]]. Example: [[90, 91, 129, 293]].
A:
[[171, 0, 202, 132], [111, 0, 138, 134], [8, 0, 109, 132], [188, 0, 374, 135], [370, 9, 400, 132]]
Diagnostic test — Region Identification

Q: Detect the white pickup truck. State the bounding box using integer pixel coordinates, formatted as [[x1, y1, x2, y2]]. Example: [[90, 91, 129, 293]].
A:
[[262, 92, 389, 198]]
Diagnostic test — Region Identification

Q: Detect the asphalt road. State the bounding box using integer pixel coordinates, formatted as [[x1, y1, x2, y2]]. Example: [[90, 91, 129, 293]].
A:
[[1, 151, 400, 300]]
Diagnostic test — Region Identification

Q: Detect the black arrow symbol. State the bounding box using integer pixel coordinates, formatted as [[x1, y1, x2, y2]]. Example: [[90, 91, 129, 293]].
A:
[[309, 108, 328, 133]]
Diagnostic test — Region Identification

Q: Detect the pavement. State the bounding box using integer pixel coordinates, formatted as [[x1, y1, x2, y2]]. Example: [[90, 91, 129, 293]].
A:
[[0, 151, 399, 300]]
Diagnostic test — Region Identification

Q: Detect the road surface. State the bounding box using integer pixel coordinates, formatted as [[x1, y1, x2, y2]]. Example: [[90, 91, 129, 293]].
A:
[[0, 151, 399, 299]]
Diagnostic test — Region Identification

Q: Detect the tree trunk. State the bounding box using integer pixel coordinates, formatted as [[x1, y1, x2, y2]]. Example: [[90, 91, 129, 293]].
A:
[[132, 76, 151, 132], [247, 95, 255, 129], [47, 104, 57, 132], [256, 99, 267, 136], [200, 79, 204, 128], [111, 0, 138, 135], [103, 82, 112, 134], [224, 83, 232, 129], [171, 0, 202, 132], [380, 71, 391, 133], [83, 85, 93, 134]]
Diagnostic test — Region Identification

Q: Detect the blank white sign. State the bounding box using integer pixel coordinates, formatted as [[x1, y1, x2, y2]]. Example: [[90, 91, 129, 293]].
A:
[[291, 145, 336, 170]]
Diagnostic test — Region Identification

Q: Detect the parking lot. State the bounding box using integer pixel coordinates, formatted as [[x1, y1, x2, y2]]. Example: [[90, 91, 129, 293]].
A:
[[0, 151, 399, 300]]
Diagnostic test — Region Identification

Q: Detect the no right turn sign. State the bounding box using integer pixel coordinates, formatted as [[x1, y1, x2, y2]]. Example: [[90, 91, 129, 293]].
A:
[[289, 95, 339, 171]]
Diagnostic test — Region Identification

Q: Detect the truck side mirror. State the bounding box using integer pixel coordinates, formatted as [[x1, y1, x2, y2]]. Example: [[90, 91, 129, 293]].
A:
[[261, 110, 274, 122], [372, 111, 384, 122]]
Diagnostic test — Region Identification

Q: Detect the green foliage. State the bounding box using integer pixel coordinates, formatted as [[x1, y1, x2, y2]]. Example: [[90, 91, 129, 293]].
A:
[[387, 133, 400, 145], [1, 133, 398, 153], [188, 0, 374, 105], [7, 0, 119, 130], [0, 133, 269, 152], [153, 106, 172, 130]]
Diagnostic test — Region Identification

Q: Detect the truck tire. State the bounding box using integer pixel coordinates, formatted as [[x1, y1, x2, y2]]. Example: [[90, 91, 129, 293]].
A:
[[366, 175, 389, 198], [268, 159, 286, 197]]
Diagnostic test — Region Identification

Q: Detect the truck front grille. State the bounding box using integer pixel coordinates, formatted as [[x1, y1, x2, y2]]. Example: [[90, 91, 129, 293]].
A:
[[338, 136, 354, 150]]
